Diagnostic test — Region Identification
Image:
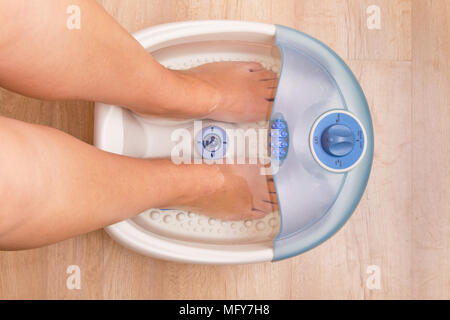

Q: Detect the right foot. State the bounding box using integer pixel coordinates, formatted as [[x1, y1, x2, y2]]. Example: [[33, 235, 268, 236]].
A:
[[174, 163, 278, 221]]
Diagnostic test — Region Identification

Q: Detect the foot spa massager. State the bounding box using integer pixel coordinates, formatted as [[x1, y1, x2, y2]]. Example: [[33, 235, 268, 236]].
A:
[[94, 21, 373, 264]]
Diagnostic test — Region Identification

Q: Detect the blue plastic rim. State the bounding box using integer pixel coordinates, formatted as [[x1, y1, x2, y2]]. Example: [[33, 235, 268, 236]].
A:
[[271, 25, 374, 261]]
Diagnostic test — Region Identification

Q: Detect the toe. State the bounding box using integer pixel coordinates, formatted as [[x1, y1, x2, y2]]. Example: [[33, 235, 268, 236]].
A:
[[249, 208, 269, 220], [257, 70, 278, 81], [245, 62, 265, 72], [266, 86, 277, 99], [267, 180, 277, 193], [253, 199, 276, 216], [261, 185, 279, 208], [268, 191, 279, 207], [263, 78, 278, 89]]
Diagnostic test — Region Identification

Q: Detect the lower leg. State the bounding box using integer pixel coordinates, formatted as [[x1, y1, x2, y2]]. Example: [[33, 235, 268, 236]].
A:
[[0, 115, 223, 249], [0, 115, 275, 250], [0, 0, 277, 122]]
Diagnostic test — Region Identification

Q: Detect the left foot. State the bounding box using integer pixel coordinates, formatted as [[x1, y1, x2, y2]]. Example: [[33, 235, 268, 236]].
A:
[[174, 61, 278, 123]]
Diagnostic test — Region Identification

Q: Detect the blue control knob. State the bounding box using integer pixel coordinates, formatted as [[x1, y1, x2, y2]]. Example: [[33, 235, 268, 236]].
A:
[[310, 110, 366, 172], [321, 124, 355, 157]]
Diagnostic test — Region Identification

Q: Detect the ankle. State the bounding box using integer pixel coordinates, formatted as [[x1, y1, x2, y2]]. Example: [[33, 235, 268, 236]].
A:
[[165, 163, 225, 206], [170, 70, 221, 119]]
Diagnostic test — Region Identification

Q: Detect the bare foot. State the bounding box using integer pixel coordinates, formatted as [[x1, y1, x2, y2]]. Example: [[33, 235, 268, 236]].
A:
[[175, 163, 278, 221], [175, 61, 278, 123]]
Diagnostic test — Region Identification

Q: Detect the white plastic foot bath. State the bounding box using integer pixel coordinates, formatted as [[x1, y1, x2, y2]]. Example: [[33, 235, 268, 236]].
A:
[[94, 20, 374, 264]]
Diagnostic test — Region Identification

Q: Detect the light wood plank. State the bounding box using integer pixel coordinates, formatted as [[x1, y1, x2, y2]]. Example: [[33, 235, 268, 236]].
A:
[[411, 0, 450, 300], [347, 0, 411, 60]]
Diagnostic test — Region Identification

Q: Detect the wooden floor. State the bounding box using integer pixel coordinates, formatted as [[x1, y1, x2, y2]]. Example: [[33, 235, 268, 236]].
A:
[[0, 0, 449, 299]]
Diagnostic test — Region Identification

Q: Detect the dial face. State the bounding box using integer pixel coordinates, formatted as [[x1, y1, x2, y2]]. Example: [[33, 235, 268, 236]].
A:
[[202, 133, 222, 152], [310, 110, 366, 173], [196, 126, 228, 160]]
